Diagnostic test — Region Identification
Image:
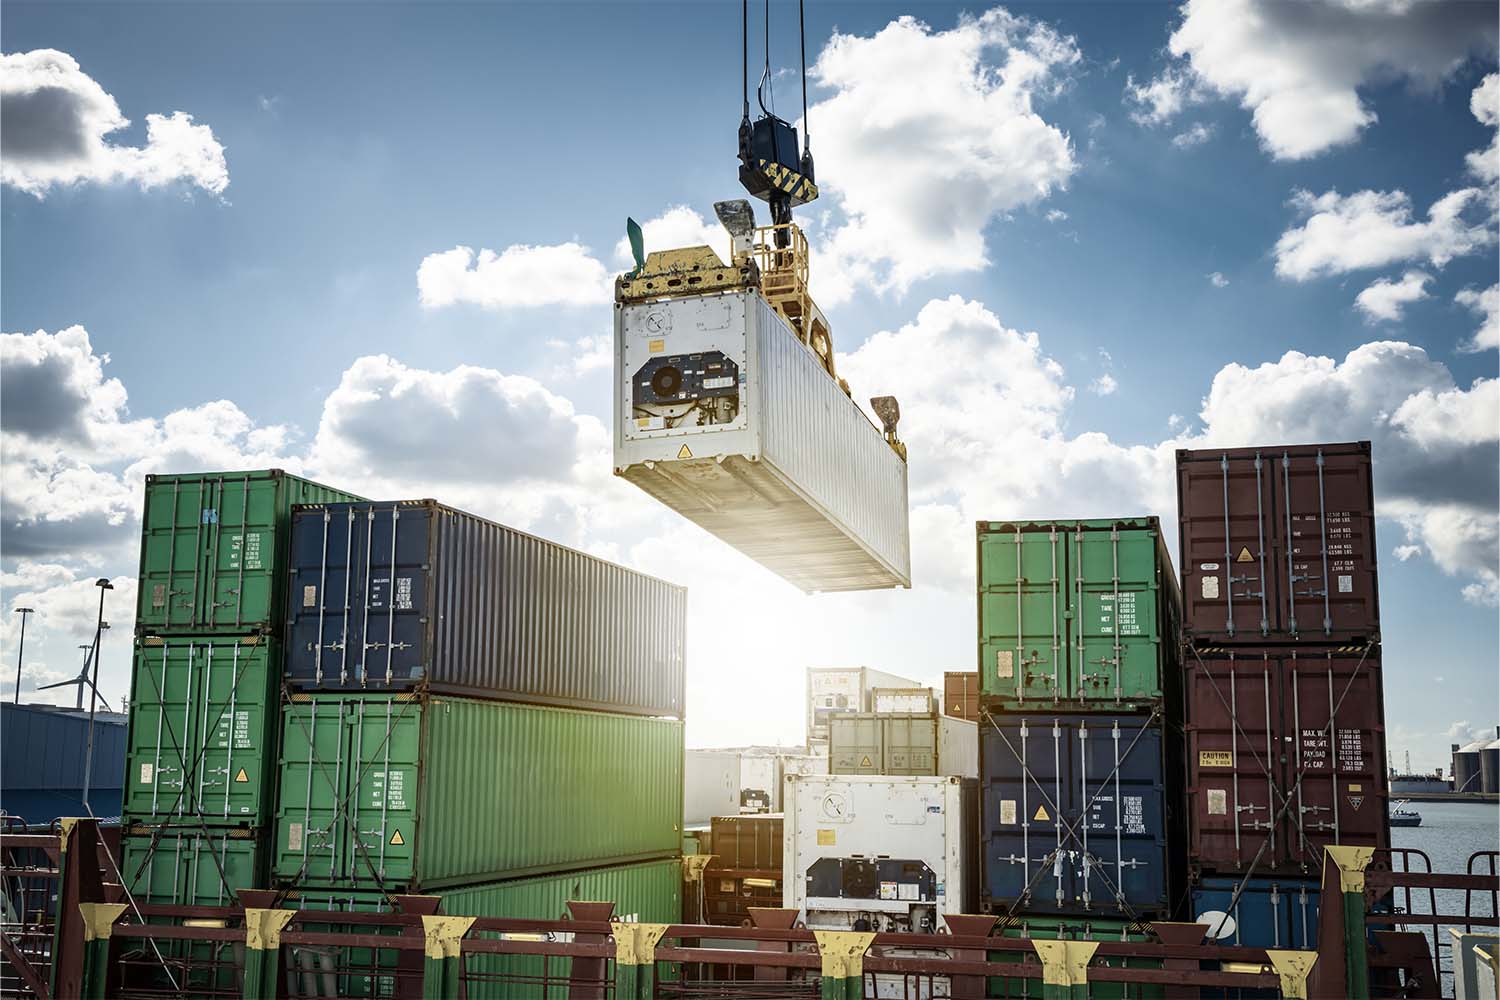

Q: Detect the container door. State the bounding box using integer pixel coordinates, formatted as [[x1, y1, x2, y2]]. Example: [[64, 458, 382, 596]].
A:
[[1271, 447, 1377, 639], [124, 640, 193, 820], [978, 527, 1066, 703], [884, 715, 937, 775], [203, 474, 284, 630], [1071, 525, 1166, 704], [342, 697, 421, 886], [123, 832, 261, 907], [1186, 654, 1281, 871], [1281, 650, 1387, 870], [190, 638, 275, 822], [1074, 717, 1168, 914], [137, 476, 217, 630], [1178, 454, 1277, 639], [275, 698, 355, 882], [981, 718, 1071, 911], [830, 716, 882, 774]]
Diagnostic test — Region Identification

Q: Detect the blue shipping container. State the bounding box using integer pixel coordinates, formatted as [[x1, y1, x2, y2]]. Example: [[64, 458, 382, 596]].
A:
[[981, 713, 1174, 916], [1, 703, 126, 824], [284, 500, 686, 717], [1191, 876, 1319, 950]]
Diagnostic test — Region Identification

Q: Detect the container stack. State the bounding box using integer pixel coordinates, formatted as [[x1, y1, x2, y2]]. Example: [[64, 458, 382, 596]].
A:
[[975, 517, 1185, 943], [120, 471, 366, 910], [269, 499, 688, 935], [1177, 441, 1387, 951]]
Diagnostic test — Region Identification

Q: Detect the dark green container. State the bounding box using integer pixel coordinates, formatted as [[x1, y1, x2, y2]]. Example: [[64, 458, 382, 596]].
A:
[[273, 694, 684, 889], [134, 470, 363, 633], [987, 916, 1163, 1000], [977, 518, 1181, 709], [123, 634, 279, 826], [283, 857, 683, 999]]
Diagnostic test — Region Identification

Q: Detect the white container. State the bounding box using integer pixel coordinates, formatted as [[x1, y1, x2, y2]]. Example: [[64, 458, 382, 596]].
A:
[[739, 755, 781, 812], [685, 749, 742, 826], [613, 289, 911, 593], [806, 666, 922, 745], [870, 686, 937, 714], [783, 774, 974, 933]]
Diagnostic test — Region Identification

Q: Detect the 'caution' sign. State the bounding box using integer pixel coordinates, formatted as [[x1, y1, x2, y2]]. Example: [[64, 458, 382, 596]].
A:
[[390, 830, 405, 846], [1236, 546, 1254, 563], [677, 445, 693, 460], [234, 768, 249, 783], [1033, 804, 1050, 822], [1199, 750, 1233, 768]]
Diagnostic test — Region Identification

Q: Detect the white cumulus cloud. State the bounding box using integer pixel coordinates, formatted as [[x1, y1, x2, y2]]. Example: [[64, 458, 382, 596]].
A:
[[1171, 122, 1215, 149], [1274, 187, 1493, 281], [1125, 68, 1202, 125], [1, 49, 228, 197], [807, 9, 1081, 304], [1088, 374, 1119, 396], [1152, 0, 1496, 159], [612, 205, 730, 268], [1207, 271, 1229, 288], [1354, 270, 1431, 323], [417, 242, 610, 309], [1457, 284, 1499, 352]]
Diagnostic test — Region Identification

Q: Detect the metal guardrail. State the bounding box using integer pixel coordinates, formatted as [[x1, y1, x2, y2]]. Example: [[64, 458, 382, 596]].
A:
[[7, 819, 1500, 999]]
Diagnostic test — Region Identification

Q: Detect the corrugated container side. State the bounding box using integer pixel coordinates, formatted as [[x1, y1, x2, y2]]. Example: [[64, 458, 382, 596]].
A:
[[135, 469, 364, 633], [123, 635, 278, 826], [943, 671, 980, 721], [980, 714, 1176, 916], [284, 500, 686, 717], [976, 518, 1180, 709], [870, 686, 936, 714], [755, 294, 912, 590], [685, 750, 742, 826], [273, 695, 683, 890], [1176, 441, 1378, 641], [1191, 876, 1320, 950], [120, 828, 267, 907], [1184, 645, 1388, 873], [708, 814, 783, 871]]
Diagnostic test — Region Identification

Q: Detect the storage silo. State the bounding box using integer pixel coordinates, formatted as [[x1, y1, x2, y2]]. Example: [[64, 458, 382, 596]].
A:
[[1453, 738, 1486, 793], [1482, 728, 1500, 794]]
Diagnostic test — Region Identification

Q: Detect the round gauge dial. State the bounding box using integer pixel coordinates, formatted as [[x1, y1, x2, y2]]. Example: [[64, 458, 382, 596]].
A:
[[820, 792, 849, 820], [644, 311, 671, 335]]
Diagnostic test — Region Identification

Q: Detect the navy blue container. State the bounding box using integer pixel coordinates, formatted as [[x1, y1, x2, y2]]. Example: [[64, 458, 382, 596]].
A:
[[1191, 876, 1319, 950], [284, 500, 686, 717], [980, 713, 1175, 916]]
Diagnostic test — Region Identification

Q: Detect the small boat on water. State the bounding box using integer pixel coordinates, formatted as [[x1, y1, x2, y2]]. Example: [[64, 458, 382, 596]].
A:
[[1390, 799, 1422, 827]]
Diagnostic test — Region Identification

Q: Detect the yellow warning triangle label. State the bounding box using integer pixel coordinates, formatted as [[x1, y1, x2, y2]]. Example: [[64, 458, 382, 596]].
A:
[[390, 829, 405, 846], [1033, 804, 1050, 822], [1236, 546, 1254, 563], [677, 444, 693, 459], [860, 755, 873, 768], [234, 768, 249, 783]]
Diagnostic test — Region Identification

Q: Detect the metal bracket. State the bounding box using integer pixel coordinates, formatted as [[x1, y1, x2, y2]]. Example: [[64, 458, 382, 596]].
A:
[[681, 855, 715, 883], [78, 902, 128, 942], [613, 922, 670, 966], [813, 930, 876, 979], [1265, 949, 1317, 999], [1032, 939, 1099, 987], [421, 915, 476, 960], [244, 908, 296, 951], [1326, 845, 1375, 894]]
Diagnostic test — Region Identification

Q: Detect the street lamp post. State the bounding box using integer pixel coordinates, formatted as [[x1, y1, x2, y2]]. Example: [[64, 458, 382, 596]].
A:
[[12, 607, 35, 704], [81, 579, 113, 815]]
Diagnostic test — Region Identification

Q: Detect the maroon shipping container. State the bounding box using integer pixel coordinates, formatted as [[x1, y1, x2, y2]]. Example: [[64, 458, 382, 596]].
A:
[[1184, 644, 1388, 875], [1176, 442, 1378, 642], [703, 815, 782, 926], [943, 671, 979, 721]]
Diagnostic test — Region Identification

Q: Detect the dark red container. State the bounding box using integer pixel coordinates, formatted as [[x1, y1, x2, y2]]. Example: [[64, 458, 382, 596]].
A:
[[1176, 441, 1378, 642], [1184, 644, 1388, 875], [943, 671, 979, 721]]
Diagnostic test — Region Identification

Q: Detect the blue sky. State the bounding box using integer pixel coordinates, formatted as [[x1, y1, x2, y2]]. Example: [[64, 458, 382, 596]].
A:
[[2, 1, 1496, 769]]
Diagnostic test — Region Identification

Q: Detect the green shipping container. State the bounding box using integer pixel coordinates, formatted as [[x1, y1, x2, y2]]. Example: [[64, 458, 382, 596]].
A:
[[123, 635, 279, 826], [977, 518, 1181, 708], [987, 916, 1163, 1000], [283, 857, 683, 1000], [274, 695, 684, 889], [135, 469, 363, 633]]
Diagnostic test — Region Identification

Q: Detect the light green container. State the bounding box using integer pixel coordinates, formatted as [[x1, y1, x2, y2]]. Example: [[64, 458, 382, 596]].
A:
[[134, 469, 363, 633], [123, 634, 279, 826], [976, 518, 1181, 708], [274, 694, 684, 889], [987, 916, 1163, 1000], [283, 857, 683, 999]]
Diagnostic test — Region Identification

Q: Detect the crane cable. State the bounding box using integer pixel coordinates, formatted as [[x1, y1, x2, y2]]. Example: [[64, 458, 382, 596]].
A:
[[757, 0, 773, 116], [741, 0, 811, 141]]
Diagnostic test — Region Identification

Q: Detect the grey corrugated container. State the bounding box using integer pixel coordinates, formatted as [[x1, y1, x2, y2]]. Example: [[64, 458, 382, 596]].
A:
[[284, 500, 686, 717], [613, 289, 910, 593], [827, 712, 979, 778]]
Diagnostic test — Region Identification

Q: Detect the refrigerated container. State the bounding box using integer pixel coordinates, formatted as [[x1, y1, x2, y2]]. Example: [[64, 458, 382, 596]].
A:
[[870, 686, 936, 714], [1190, 875, 1320, 950], [273, 694, 683, 890], [739, 755, 780, 812], [1183, 644, 1389, 873], [284, 500, 686, 717], [806, 666, 922, 744], [686, 749, 743, 826], [123, 634, 278, 826], [135, 470, 364, 633], [783, 774, 977, 933], [613, 287, 911, 593], [976, 519, 1181, 709], [980, 713, 1178, 917], [1176, 442, 1378, 641], [827, 713, 978, 778], [943, 671, 979, 721]]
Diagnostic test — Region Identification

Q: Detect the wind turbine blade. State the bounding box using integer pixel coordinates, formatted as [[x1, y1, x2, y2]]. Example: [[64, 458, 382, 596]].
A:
[[35, 679, 81, 691]]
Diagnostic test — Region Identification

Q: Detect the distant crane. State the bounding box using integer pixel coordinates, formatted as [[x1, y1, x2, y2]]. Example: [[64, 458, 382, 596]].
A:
[[36, 634, 113, 712]]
